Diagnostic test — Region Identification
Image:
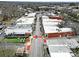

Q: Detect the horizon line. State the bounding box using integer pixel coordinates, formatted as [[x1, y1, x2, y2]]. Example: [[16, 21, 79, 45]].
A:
[[0, 1, 78, 3]]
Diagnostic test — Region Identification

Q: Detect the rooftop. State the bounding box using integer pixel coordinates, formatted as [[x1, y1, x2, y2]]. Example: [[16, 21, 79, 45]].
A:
[[44, 26, 73, 33], [16, 16, 35, 24], [47, 36, 79, 48]]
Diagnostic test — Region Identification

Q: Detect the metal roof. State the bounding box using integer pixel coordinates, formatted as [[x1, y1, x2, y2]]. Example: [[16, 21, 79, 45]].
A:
[[4, 24, 32, 35], [43, 19, 62, 22], [50, 53, 72, 57], [5, 28, 32, 35], [47, 36, 79, 48], [16, 16, 35, 24], [27, 13, 36, 17], [48, 45, 71, 53], [44, 26, 73, 33], [43, 22, 59, 26], [47, 36, 79, 57], [48, 44, 72, 57]]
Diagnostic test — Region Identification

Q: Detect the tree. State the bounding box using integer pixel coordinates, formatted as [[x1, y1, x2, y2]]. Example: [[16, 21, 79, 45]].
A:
[[69, 3, 76, 6]]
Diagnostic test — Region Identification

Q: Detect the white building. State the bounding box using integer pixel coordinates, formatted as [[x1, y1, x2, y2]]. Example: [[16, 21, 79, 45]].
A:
[[4, 12, 36, 35], [46, 37, 78, 57], [4, 24, 32, 35], [48, 45, 72, 57]]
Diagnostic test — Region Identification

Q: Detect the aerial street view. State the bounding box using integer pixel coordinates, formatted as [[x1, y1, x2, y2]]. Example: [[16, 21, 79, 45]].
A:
[[0, 0, 79, 57]]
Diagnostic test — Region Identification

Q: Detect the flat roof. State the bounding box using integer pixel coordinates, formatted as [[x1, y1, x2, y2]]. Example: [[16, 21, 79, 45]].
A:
[[44, 26, 59, 33], [44, 26, 73, 33], [16, 16, 27, 22], [16, 17, 35, 24], [5, 28, 32, 35], [43, 22, 59, 26], [47, 36, 79, 48], [27, 13, 36, 17], [50, 53, 72, 57], [50, 13, 57, 16], [5, 24, 32, 35], [48, 44, 72, 57], [44, 25, 59, 28], [42, 16, 49, 19], [43, 19, 62, 22], [48, 45, 71, 53]]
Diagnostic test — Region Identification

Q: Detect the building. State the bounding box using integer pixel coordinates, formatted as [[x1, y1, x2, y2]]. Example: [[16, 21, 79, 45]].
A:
[[46, 36, 79, 57], [4, 12, 36, 37], [42, 13, 75, 38]]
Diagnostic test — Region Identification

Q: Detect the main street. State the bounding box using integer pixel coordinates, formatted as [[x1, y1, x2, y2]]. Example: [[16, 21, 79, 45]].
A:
[[30, 13, 44, 57]]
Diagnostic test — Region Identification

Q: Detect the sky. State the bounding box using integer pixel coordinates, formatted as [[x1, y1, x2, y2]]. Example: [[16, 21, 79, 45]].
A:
[[0, 0, 79, 2]]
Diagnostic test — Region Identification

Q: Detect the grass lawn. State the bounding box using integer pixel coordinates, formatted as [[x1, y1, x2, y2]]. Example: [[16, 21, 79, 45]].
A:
[[0, 48, 16, 57], [0, 38, 25, 43]]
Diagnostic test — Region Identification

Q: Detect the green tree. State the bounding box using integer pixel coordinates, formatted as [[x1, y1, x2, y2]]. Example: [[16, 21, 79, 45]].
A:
[[69, 3, 76, 6]]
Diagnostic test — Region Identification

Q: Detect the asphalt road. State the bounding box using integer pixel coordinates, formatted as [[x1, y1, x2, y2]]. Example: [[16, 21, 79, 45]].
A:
[[31, 14, 44, 57]]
